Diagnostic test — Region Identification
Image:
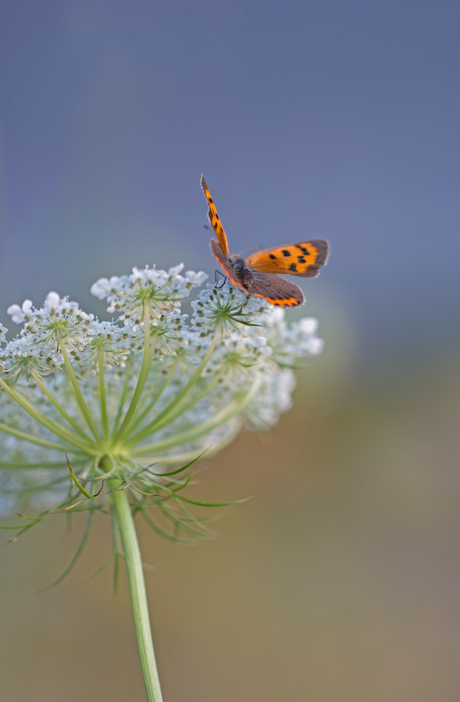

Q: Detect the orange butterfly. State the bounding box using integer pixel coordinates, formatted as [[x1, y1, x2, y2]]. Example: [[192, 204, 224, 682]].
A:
[[201, 175, 330, 307]]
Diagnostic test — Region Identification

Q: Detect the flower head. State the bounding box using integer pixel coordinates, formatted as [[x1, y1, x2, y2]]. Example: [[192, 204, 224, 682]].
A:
[[7, 292, 93, 358], [91, 264, 208, 329], [191, 283, 266, 334], [0, 263, 324, 550]]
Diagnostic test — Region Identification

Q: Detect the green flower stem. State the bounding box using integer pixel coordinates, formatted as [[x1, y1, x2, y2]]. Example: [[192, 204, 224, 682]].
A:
[[0, 459, 86, 468], [0, 378, 94, 453], [133, 426, 240, 470], [31, 371, 93, 442], [59, 340, 101, 441], [115, 303, 155, 442], [108, 471, 163, 702], [140, 432, 237, 468], [0, 421, 72, 451], [126, 328, 221, 445], [127, 357, 179, 436], [130, 373, 261, 456], [127, 372, 224, 449], [112, 356, 132, 433], [97, 348, 109, 440], [146, 369, 224, 436]]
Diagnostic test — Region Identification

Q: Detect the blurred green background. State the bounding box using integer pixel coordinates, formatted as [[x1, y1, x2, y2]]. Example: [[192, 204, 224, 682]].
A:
[[1, 2, 459, 701]]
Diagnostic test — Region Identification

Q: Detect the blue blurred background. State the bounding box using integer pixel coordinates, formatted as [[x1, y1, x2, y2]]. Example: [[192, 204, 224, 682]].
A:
[[1, 2, 459, 701]]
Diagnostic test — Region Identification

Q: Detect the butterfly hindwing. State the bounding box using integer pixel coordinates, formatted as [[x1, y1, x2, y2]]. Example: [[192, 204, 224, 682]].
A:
[[201, 176, 230, 257], [245, 240, 329, 278], [249, 272, 305, 307]]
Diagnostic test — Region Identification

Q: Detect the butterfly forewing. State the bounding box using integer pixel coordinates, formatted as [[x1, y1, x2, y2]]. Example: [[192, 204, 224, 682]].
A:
[[245, 240, 329, 278], [201, 176, 230, 257], [209, 238, 242, 287]]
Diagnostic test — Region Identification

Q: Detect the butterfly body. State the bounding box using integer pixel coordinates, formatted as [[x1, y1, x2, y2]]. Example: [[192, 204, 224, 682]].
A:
[[201, 176, 330, 307], [214, 247, 255, 288]]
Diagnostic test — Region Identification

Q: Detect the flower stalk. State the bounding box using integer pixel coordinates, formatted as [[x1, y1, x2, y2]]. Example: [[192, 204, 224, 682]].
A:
[[108, 470, 163, 702], [115, 301, 154, 442], [60, 340, 100, 440]]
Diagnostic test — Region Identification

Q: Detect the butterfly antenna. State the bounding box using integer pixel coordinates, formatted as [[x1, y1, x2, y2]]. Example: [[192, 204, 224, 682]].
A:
[[236, 246, 260, 257]]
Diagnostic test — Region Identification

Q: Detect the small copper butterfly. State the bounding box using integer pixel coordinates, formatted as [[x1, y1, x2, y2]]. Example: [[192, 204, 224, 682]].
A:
[[200, 175, 330, 307]]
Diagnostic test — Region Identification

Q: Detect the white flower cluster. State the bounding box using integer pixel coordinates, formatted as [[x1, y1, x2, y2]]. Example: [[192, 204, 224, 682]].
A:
[[90, 264, 208, 329], [0, 322, 7, 344], [0, 264, 323, 513]]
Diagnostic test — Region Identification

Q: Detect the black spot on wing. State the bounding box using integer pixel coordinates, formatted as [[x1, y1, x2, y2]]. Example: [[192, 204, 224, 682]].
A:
[[282, 249, 291, 257], [289, 263, 297, 272], [269, 254, 277, 260]]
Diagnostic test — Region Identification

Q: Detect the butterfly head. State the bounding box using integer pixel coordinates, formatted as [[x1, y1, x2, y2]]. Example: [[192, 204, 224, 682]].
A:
[[229, 255, 246, 271]]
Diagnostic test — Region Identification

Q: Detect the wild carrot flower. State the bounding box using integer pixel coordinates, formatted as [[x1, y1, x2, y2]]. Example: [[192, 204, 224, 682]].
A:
[[0, 262, 324, 702]]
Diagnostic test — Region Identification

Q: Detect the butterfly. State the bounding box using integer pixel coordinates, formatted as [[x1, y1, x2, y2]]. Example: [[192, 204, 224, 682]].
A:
[[200, 175, 330, 307]]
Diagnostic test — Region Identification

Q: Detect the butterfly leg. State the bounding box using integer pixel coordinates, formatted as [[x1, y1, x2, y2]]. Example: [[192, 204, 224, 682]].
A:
[[214, 269, 227, 288]]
